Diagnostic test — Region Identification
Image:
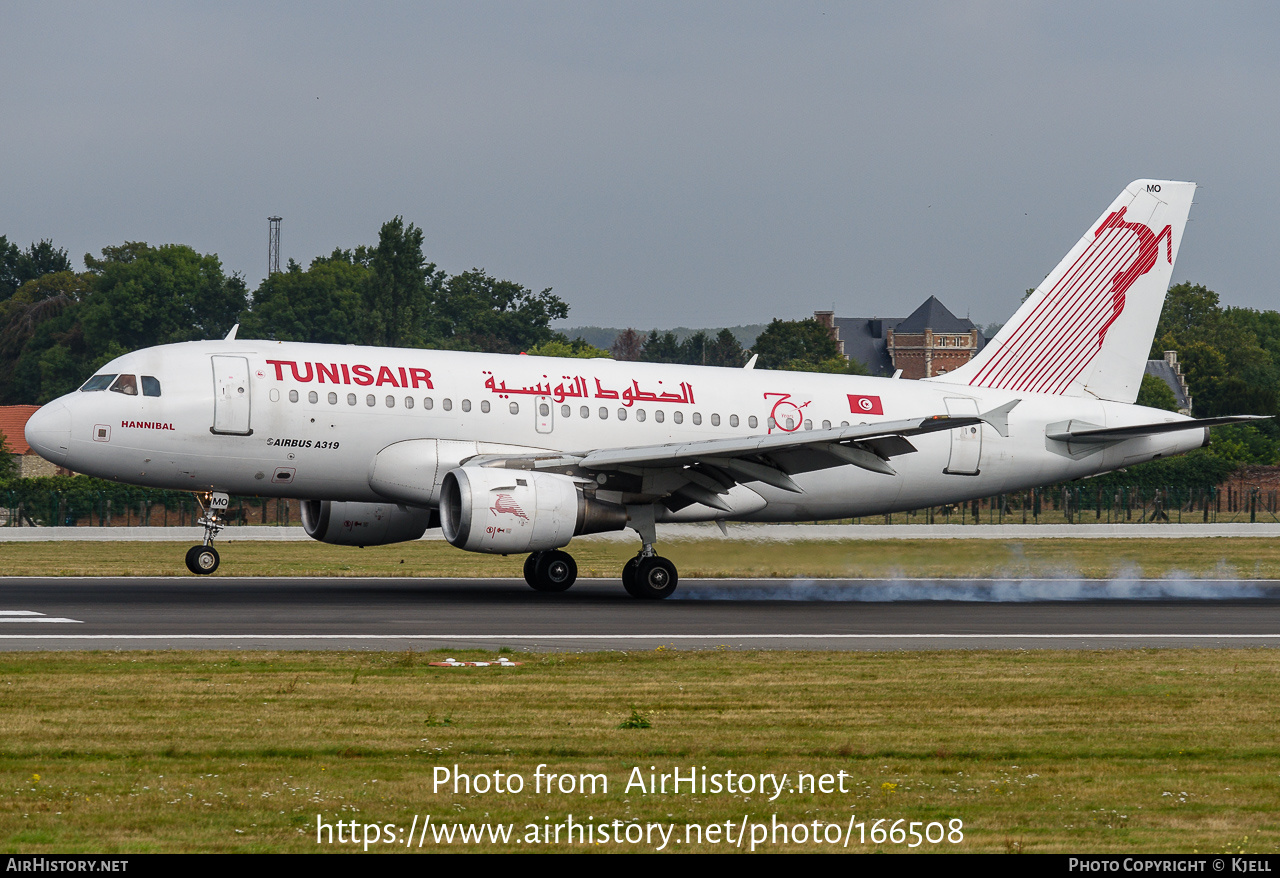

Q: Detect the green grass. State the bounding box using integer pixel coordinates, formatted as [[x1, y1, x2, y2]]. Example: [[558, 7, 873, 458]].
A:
[[0, 649, 1278, 853], [4, 537, 1280, 579]]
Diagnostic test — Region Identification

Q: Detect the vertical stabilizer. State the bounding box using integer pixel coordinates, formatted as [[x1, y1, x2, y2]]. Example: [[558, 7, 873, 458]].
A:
[[931, 180, 1195, 403]]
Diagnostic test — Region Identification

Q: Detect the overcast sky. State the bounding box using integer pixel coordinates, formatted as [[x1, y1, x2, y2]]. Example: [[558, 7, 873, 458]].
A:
[[3, 2, 1278, 330]]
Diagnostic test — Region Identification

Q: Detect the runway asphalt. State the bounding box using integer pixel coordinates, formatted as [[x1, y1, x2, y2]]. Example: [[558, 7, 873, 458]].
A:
[[2, 576, 1279, 651]]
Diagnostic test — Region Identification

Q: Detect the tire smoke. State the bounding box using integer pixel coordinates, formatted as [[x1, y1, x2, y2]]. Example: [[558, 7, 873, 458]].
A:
[[673, 571, 1280, 602]]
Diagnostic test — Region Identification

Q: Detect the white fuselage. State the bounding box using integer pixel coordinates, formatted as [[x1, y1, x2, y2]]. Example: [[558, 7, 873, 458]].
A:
[[26, 339, 1205, 522]]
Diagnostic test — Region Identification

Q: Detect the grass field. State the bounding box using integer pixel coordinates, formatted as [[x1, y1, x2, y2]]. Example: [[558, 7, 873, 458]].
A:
[[3, 539, 1278, 854], [0, 648, 1277, 853], [5, 536, 1280, 579]]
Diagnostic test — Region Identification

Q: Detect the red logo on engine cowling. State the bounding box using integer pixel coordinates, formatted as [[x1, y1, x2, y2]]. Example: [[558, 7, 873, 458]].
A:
[[489, 494, 529, 520]]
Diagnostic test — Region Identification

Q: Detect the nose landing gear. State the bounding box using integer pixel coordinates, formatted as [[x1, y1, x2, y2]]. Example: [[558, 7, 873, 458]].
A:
[[185, 491, 228, 575]]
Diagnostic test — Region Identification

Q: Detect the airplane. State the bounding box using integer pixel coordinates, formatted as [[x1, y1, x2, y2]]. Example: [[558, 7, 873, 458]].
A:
[[23, 179, 1262, 599]]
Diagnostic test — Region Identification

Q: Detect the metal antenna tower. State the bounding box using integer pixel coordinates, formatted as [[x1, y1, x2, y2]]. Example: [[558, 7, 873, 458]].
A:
[[268, 216, 282, 275]]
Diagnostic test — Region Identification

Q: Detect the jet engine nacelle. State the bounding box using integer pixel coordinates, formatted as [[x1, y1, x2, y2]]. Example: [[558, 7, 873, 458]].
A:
[[301, 499, 435, 546], [439, 466, 628, 554]]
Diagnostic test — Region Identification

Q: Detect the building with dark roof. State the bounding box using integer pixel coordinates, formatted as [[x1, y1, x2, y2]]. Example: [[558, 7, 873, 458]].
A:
[[1144, 350, 1193, 415], [815, 296, 984, 378]]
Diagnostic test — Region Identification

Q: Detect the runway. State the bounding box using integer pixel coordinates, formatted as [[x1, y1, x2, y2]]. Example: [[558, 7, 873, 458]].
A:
[[2, 576, 1280, 650]]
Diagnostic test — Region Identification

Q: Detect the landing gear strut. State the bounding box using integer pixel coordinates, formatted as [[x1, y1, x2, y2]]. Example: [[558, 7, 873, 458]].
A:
[[523, 549, 577, 592], [621, 504, 679, 600], [185, 491, 227, 576]]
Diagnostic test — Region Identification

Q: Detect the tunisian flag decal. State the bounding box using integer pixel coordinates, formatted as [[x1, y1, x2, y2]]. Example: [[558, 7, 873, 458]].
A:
[[847, 394, 884, 415]]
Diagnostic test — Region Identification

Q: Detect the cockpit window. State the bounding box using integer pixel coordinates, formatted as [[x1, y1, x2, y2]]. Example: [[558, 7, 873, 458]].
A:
[[80, 374, 116, 392], [109, 374, 138, 396], [141, 376, 161, 397]]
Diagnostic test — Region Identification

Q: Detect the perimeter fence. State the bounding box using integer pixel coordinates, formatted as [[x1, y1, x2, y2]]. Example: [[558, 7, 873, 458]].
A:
[[3, 476, 1279, 529]]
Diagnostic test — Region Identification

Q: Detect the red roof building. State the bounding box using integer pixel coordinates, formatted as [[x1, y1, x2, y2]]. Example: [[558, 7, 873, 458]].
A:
[[0, 405, 65, 477]]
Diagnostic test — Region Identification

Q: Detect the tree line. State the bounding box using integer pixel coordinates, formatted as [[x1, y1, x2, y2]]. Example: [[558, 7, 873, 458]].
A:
[[0, 221, 864, 408], [4, 223, 1280, 483]]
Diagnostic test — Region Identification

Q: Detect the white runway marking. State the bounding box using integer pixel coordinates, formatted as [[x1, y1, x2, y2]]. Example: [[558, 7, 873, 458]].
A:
[[0, 611, 83, 623], [0, 633, 1275, 640]]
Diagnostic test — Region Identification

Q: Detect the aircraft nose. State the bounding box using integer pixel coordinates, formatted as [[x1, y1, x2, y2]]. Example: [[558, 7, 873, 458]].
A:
[[24, 400, 71, 465]]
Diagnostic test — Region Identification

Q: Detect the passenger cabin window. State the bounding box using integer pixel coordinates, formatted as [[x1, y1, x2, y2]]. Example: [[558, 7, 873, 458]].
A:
[[80, 374, 116, 392], [109, 374, 138, 396], [141, 376, 162, 397]]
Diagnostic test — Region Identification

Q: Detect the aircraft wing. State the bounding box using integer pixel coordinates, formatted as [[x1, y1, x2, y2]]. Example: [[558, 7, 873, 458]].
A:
[[467, 412, 996, 512]]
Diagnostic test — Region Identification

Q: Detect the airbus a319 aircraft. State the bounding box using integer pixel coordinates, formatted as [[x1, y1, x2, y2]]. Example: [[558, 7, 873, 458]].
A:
[[23, 180, 1260, 598]]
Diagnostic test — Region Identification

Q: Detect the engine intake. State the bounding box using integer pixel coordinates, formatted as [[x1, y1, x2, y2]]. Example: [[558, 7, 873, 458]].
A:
[[439, 467, 627, 554], [301, 500, 435, 546]]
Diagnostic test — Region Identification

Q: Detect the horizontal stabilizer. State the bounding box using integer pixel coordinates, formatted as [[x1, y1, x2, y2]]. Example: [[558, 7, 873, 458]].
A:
[[1046, 415, 1268, 444]]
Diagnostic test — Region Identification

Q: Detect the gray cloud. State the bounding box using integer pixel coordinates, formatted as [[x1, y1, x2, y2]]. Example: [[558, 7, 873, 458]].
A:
[[3, 2, 1278, 330]]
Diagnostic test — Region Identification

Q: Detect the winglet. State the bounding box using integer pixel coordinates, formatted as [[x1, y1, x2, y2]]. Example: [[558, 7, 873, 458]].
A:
[[224, 323, 239, 341], [980, 399, 1020, 438], [744, 354, 758, 370]]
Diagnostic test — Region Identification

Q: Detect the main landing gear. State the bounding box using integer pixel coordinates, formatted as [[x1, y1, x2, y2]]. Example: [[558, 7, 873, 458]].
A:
[[523, 550, 578, 592], [621, 504, 678, 600], [520, 506, 680, 600], [184, 491, 227, 576]]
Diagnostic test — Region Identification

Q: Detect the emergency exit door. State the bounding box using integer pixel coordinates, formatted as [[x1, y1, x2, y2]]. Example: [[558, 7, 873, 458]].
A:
[[211, 356, 253, 435]]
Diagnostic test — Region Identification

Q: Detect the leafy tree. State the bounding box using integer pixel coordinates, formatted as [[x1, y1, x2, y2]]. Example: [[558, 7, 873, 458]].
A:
[[426, 268, 566, 353], [241, 251, 374, 344], [0, 237, 72, 301], [79, 243, 247, 358], [751, 318, 847, 371], [704, 328, 747, 367], [1207, 423, 1280, 466], [0, 431, 16, 480], [524, 337, 612, 359], [367, 218, 434, 348], [1151, 283, 1278, 417], [610, 329, 643, 361], [0, 271, 95, 403], [1154, 282, 1221, 341], [639, 330, 683, 364], [1135, 373, 1180, 412]]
